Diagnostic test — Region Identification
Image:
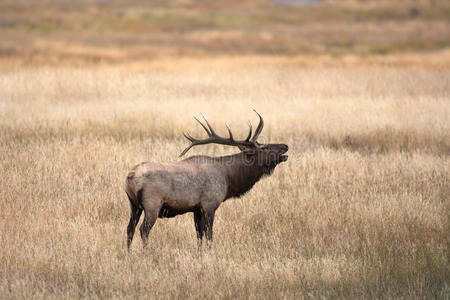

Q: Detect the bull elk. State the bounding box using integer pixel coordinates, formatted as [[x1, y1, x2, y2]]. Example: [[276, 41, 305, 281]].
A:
[[125, 111, 288, 250]]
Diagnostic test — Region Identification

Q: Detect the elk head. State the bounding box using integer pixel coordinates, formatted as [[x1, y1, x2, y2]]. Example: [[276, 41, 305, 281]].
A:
[[179, 110, 289, 172]]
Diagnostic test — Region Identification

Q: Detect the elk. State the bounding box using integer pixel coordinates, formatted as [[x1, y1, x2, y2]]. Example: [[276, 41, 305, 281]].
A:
[[125, 111, 288, 250]]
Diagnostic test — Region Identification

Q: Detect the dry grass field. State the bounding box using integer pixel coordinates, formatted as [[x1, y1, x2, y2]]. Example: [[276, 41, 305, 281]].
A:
[[1, 0, 449, 299]]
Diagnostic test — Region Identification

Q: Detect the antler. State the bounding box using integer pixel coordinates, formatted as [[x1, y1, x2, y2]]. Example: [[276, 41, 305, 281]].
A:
[[250, 109, 264, 143], [179, 110, 265, 157]]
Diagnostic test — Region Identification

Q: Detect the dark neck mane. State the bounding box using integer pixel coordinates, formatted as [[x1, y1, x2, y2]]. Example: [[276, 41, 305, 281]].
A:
[[215, 153, 270, 200]]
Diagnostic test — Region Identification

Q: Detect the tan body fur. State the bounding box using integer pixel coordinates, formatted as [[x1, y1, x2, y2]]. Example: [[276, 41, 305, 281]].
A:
[[126, 157, 227, 215]]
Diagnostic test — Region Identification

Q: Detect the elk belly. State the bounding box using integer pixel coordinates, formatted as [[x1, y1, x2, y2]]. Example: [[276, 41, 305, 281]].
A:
[[158, 204, 199, 218]]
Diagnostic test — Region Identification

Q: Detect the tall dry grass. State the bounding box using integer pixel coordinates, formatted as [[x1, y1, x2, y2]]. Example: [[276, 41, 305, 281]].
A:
[[0, 61, 449, 298]]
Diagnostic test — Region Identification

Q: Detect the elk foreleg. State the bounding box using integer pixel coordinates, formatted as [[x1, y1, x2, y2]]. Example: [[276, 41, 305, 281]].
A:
[[203, 207, 216, 247], [193, 209, 204, 249], [194, 206, 216, 249]]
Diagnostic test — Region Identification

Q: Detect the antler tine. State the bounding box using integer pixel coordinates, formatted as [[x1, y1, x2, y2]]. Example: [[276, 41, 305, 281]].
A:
[[194, 116, 211, 137], [179, 144, 194, 157], [201, 113, 218, 137], [245, 121, 252, 142], [250, 109, 264, 143], [225, 124, 234, 141], [183, 132, 195, 142]]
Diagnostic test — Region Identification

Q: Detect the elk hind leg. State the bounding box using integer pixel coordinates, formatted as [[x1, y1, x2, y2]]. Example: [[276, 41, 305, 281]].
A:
[[126, 196, 142, 251], [139, 194, 161, 248]]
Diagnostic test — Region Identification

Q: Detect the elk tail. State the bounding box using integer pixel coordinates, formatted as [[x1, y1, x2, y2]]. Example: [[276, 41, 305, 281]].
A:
[[125, 188, 143, 209], [125, 173, 143, 209]]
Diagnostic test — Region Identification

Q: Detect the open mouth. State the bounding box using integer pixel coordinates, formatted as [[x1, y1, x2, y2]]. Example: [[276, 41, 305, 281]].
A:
[[280, 154, 288, 162]]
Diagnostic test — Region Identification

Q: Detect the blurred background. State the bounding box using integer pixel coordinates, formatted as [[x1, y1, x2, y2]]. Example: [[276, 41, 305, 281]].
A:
[[1, 0, 449, 68]]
